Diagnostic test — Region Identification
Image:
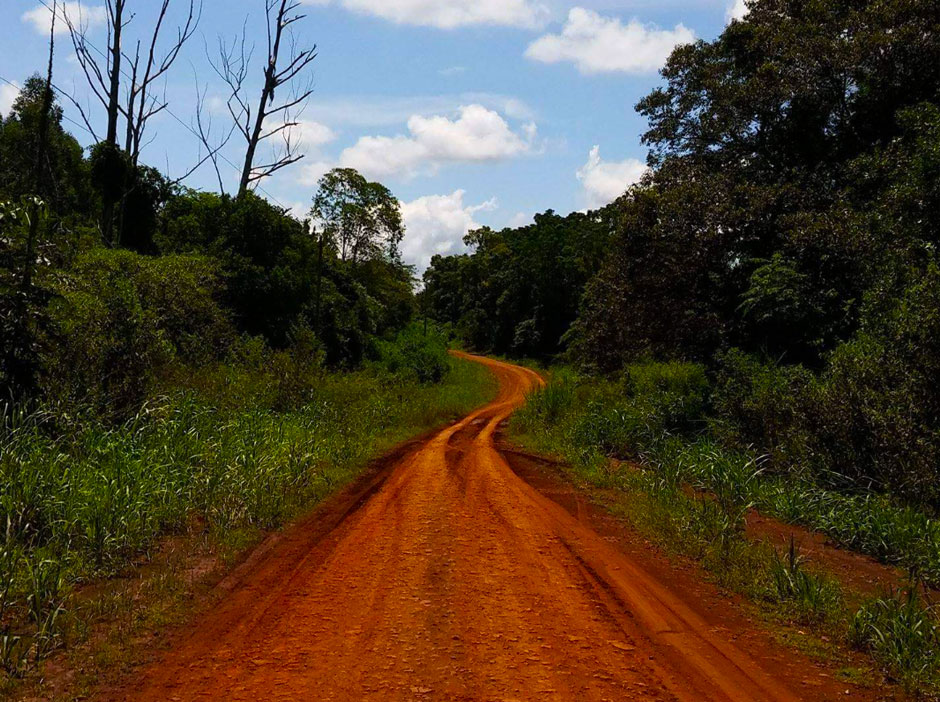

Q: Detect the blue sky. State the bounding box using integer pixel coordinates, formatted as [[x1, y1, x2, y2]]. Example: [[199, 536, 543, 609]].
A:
[[0, 0, 742, 270]]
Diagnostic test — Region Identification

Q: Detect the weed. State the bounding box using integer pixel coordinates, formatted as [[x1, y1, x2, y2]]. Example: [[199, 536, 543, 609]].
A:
[[768, 539, 842, 625], [850, 589, 940, 693]]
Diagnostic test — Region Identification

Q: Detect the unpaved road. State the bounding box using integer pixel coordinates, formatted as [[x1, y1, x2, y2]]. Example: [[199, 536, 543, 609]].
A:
[[110, 355, 874, 701]]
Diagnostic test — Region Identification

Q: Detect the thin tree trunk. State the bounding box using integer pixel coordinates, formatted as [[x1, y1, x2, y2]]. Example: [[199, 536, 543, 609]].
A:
[[102, 0, 125, 246], [23, 0, 56, 291]]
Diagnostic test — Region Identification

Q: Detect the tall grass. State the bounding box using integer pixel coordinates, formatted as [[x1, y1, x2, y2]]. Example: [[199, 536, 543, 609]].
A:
[[850, 589, 940, 692], [0, 350, 493, 678]]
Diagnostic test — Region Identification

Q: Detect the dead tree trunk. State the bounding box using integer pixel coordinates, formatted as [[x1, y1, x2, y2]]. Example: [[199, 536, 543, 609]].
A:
[[23, 0, 57, 291], [208, 0, 316, 198]]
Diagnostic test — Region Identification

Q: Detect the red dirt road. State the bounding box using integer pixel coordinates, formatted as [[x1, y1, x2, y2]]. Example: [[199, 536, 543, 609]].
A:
[[110, 355, 872, 701]]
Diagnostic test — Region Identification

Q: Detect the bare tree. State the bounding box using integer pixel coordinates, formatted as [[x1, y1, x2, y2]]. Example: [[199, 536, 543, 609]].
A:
[[63, 0, 201, 244], [208, 0, 317, 198], [123, 0, 199, 166]]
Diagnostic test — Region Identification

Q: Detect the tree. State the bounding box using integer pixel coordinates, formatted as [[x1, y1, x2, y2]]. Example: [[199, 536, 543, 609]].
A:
[[422, 207, 616, 357], [64, 0, 200, 244], [310, 168, 406, 341], [311, 168, 404, 265], [205, 0, 317, 197], [572, 0, 940, 371]]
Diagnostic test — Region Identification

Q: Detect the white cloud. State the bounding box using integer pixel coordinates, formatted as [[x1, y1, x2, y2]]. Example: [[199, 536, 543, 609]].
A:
[[507, 211, 532, 228], [282, 119, 337, 149], [304, 93, 536, 128], [401, 190, 497, 273], [726, 0, 748, 22], [297, 160, 335, 187], [525, 7, 694, 74], [304, 0, 550, 29], [22, 2, 107, 36], [0, 82, 20, 118], [340, 104, 534, 180], [577, 145, 647, 208]]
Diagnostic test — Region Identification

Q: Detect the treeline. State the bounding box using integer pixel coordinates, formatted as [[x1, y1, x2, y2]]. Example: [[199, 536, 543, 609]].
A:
[[424, 0, 940, 508], [0, 77, 422, 416]]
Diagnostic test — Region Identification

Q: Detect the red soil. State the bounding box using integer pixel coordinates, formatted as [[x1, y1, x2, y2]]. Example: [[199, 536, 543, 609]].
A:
[[100, 355, 893, 701]]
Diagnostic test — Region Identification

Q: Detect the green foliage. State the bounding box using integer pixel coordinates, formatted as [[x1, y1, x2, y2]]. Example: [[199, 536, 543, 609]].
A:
[[43, 249, 233, 416], [516, 369, 940, 586], [850, 590, 940, 693], [158, 189, 413, 366], [768, 539, 842, 626], [422, 208, 616, 358], [0, 76, 91, 217], [311, 168, 405, 264], [374, 324, 450, 384], [0, 198, 53, 399], [714, 259, 940, 505]]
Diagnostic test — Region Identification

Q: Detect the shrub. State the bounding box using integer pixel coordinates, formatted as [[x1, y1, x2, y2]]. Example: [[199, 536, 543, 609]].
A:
[[850, 589, 940, 692], [375, 324, 450, 384], [43, 249, 233, 416], [712, 349, 813, 465]]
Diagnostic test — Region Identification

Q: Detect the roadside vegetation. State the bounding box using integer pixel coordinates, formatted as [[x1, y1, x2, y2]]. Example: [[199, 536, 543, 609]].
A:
[[0, 324, 491, 684]]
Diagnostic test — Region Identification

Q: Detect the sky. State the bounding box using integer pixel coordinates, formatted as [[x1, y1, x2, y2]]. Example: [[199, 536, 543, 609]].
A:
[[0, 0, 746, 272]]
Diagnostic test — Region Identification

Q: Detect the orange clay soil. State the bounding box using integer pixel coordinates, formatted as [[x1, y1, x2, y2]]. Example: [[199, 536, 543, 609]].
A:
[[101, 354, 891, 702]]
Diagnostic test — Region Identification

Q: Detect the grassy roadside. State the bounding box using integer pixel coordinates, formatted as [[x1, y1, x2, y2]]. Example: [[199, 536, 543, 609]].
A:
[[510, 365, 940, 699], [0, 349, 495, 699]]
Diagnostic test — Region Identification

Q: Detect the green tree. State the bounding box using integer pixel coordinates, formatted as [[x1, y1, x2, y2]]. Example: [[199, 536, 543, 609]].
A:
[[311, 168, 404, 265], [0, 76, 90, 216]]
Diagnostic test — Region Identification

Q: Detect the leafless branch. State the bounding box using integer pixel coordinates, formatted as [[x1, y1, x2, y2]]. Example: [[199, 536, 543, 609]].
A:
[[209, 0, 317, 197]]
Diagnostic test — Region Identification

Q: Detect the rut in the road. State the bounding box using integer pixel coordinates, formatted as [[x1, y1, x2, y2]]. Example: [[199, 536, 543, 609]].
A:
[[105, 355, 869, 702]]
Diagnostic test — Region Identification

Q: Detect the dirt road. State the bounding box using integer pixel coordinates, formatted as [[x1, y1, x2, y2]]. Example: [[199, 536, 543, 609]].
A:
[[111, 355, 868, 701]]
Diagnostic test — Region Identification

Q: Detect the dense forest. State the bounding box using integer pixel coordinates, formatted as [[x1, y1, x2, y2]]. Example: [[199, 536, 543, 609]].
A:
[[426, 0, 940, 509]]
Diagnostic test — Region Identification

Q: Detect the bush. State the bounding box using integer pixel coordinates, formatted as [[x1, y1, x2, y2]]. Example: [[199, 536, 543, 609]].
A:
[[806, 261, 940, 501], [712, 350, 813, 468], [43, 249, 233, 415], [375, 324, 450, 384]]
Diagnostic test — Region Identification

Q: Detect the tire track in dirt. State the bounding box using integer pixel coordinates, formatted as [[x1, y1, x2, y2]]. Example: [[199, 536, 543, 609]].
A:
[[103, 354, 878, 701]]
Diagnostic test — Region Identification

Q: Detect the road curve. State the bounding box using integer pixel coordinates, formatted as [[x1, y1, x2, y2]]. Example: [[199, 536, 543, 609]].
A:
[[110, 354, 844, 701]]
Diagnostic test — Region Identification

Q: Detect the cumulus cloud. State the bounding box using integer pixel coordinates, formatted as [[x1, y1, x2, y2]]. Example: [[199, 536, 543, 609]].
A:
[[303, 0, 549, 29], [283, 119, 337, 149], [297, 160, 336, 187], [525, 7, 694, 74], [577, 145, 647, 208], [339, 104, 535, 180], [727, 0, 749, 22], [507, 211, 531, 228], [22, 2, 107, 36], [304, 93, 535, 128], [400, 190, 497, 273], [0, 82, 20, 118]]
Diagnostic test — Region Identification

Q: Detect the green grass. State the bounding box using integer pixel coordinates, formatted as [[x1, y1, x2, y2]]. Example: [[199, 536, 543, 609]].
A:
[[512, 366, 940, 697], [0, 352, 494, 681]]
